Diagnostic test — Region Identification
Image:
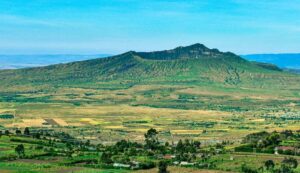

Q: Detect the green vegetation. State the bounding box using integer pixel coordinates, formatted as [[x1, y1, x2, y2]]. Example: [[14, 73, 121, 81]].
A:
[[0, 114, 14, 119], [0, 44, 300, 172], [1, 127, 300, 172]]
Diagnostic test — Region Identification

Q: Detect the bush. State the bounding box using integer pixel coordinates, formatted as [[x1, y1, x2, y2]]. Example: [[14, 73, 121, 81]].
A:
[[235, 145, 254, 152], [282, 157, 298, 169], [264, 160, 275, 170], [158, 161, 168, 173], [241, 164, 258, 173], [139, 161, 156, 169]]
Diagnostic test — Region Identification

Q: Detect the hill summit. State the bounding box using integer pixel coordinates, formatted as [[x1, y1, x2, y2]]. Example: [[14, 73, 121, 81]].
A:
[[136, 43, 226, 60], [0, 43, 299, 91]]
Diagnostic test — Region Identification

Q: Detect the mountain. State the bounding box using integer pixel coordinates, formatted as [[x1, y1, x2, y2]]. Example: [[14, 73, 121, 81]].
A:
[[283, 68, 300, 74], [242, 53, 300, 69], [1, 43, 300, 92], [250, 62, 282, 71], [0, 54, 110, 69]]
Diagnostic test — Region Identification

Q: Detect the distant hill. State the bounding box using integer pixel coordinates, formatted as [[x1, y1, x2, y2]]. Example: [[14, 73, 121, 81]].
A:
[[242, 54, 300, 69], [0, 54, 110, 69], [283, 68, 300, 74], [1, 44, 300, 92], [250, 61, 282, 72]]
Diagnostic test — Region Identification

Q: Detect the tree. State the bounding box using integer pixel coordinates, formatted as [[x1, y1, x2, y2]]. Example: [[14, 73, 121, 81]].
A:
[[145, 128, 158, 139], [85, 140, 90, 146], [176, 139, 184, 153], [165, 141, 169, 147], [280, 164, 293, 173], [158, 161, 168, 173], [264, 160, 275, 170], [34, 132, 40, 139], [282, 157, 298, 169], [15, 129, 22, 135], [4, 130, 9, 136], [24, 127, 30, 136], [15, 144, 25, 158], [66, 143, 74, 158], [193, 141, 201, 148], [145, 128, 159, 150], [100, 152, 113, 164], [241, 163, 258, 173], [266, 133, 281, 145], [281, 130, 293, 137]]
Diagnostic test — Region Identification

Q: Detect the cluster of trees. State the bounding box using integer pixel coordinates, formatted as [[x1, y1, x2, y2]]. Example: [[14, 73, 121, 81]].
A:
[[1, 127, 80, 144], [1, 127, 223, 172], [96, 128, 205, 171], [242, 131, 280, 148], [174, 139, 201, 162], [238, 130, 300, 155], [6, 127, 299, 173], [1, 127, 81, 160], [243, 130, 299, 146], [1, 127, 31, 137], [242, 157, 298, 173]]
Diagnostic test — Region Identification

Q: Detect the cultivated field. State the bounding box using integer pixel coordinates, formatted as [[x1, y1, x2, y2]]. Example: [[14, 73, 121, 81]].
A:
[[1, 84, 299, 145]]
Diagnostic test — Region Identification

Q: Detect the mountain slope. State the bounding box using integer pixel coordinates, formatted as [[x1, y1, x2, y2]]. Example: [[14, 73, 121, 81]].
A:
[[0, 44, 299, 92]]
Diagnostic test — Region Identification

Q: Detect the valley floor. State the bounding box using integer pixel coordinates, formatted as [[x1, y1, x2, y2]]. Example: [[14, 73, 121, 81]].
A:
[[0, 84, 300, 172]]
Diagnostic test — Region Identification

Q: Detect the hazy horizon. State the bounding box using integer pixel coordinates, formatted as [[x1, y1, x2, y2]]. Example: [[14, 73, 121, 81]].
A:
[[1, 51, 300, 70]]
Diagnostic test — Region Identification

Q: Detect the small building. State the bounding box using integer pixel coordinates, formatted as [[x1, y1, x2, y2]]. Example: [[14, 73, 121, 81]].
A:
[[173, 161, 179, 165], [277, 146, 296, 151], [163, 154, 176, 159], [130, 161, 140, 169], [113, 163, 130, 168], [216, 149, 223, 154], [180, 161, 195, 166], [275, 146, 298, 155]]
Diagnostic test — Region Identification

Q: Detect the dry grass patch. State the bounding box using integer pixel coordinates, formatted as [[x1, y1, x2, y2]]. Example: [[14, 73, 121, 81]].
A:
[[171, 130, 203, 134]]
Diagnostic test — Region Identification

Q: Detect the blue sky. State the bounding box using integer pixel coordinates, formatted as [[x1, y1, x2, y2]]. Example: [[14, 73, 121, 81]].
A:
[[0, 0, 300, 54]]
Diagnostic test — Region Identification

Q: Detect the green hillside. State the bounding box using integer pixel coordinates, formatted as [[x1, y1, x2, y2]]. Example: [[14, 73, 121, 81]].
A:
[[0, 43, 299, 92], [1, 44, 300, 150]]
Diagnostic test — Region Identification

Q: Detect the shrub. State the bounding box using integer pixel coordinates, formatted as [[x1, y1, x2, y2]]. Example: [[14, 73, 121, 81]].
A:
[[241, 164, 258, 173], [139, 161, 156, 169], [158, 161, 168, 173]]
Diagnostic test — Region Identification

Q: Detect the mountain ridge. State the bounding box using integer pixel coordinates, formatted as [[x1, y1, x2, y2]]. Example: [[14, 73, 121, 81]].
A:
[[0, 43, 299, 92]]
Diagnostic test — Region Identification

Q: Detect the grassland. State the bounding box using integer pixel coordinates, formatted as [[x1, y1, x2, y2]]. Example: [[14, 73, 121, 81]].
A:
[[0, 83, 299, 145]]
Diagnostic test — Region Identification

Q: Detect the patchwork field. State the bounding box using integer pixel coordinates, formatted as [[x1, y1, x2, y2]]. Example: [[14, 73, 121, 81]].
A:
[[1, 84, 299, 146]]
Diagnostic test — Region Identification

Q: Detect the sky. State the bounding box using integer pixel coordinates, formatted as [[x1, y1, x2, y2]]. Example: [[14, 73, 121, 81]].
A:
[[0, 0, 300, 55]]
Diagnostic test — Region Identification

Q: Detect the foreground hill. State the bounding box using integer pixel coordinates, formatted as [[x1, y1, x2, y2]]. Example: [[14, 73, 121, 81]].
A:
[[0, 43, 300, 92]]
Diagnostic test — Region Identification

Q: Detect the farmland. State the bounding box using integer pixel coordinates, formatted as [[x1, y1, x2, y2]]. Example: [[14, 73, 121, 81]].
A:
[[1, 127, 300, 173], [1, 83, 300, 145], [1, 83, 300, 172]]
